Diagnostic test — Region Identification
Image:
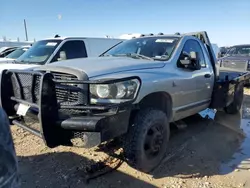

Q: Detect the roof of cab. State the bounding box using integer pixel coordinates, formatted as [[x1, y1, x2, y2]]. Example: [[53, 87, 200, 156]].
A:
[[121, 32, 185, 39], [143, 34, 182, 38]]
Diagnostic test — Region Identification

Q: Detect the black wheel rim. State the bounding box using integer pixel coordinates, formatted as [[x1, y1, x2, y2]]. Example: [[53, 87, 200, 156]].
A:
[[144, 123, 165, 160]]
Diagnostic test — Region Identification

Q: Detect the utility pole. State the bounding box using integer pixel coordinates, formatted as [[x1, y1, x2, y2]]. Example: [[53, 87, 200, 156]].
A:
[[24, 19, 28, 41]]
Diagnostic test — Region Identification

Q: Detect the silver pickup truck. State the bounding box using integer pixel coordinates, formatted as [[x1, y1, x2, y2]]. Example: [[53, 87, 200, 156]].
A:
[[1, 31, 250, 173], [219, 44, 250, 72]]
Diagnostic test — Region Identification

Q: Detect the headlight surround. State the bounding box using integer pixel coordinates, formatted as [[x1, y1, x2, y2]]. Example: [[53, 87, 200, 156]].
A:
[[90, 78, 140, 104]]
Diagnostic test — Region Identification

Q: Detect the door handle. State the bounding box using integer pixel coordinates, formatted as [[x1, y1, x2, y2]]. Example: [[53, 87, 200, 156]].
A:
[[204, 74, 211, 78]]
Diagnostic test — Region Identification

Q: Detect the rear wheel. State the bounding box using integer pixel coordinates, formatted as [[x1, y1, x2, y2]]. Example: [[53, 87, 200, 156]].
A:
[[123, 108, 170, 173], [224, 83, 244, 114]]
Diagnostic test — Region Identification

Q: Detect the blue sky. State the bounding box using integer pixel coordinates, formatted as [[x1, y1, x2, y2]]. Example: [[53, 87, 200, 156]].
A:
[[0, 0, 250, 46]]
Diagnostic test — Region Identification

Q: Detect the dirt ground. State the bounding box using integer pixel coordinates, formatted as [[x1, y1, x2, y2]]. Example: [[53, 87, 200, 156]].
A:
[[11, 89, 250, 188]]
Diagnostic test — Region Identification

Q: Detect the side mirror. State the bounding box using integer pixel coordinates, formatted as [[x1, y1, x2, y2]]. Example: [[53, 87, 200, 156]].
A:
[[180, 51, 200, 70]]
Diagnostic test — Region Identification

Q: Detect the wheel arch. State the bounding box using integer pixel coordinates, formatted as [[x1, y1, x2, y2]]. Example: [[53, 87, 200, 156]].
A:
[[131, 92, 173, 122]]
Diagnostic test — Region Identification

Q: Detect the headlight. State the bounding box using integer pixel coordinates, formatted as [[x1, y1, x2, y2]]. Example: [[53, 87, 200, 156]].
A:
[[90, 78, 140, 104]]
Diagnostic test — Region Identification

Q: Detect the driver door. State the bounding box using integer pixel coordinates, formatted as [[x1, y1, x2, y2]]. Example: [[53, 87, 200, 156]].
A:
[[173, 39, 214, 120]]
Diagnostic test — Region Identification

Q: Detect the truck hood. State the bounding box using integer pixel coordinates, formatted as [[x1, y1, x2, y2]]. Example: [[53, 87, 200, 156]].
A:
[[41, 57, 165, 78], [0, 63, 39, 73]]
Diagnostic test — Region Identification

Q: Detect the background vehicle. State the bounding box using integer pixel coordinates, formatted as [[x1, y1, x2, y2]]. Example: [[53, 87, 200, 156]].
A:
[[218, 46, 228, 58], [1, 31, 249, 173], [219, 44, 250, 72], [0, 37, 124, 73], [0, 46, 31, 64], [218, 46, 229, 58], [211, 43, 220, 58], [14, 37, 124, 65], [0, 47, 19, 58]]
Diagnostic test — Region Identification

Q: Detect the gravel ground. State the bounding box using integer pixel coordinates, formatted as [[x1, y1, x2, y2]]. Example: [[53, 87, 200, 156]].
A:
[[11, 89, 250, 188]]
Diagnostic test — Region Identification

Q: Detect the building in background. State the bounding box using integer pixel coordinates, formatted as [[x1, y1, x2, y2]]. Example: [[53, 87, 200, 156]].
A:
[[0, 41, 33, 48], [0, 37, 34, 48]]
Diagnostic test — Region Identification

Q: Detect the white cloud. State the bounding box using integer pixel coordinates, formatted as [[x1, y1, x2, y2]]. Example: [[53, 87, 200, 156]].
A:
[[58, 14, 62, 20]]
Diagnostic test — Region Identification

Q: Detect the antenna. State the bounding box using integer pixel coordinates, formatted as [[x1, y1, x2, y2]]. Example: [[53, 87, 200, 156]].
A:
[[24, 19, 29, 41]]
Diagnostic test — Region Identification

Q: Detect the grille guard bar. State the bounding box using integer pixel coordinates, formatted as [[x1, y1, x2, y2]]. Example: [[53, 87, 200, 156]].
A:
[[1, 69, 137, 112], [0, 69, 135, 148]]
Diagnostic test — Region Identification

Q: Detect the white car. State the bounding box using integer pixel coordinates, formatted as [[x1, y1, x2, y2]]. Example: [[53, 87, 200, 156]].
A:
[[0, 46, 31, 64], [0, 47, 19, 58], [0, 36, 124, 73]]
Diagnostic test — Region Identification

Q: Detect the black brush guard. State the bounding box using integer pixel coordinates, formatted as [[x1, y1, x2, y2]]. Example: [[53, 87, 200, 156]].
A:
[[0, 70, 133, 148]]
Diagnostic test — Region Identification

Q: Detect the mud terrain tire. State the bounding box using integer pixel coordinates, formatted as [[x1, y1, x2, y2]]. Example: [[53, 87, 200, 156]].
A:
[[123, 108, 170, 173]]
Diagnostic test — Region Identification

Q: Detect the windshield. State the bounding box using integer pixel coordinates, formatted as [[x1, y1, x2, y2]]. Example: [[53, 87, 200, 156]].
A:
[[6, 47, 29, 59], [226, 45, 250, 56], [103, 36, 179, 60], [16, 40, 62, 64]]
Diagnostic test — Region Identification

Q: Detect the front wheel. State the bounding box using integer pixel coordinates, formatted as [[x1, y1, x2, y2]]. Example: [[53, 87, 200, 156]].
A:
[[123, 108, 170, 173]]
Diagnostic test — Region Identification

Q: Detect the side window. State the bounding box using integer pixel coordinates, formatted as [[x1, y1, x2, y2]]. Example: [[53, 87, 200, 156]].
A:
[[227, 47, 236, 55], [51, 40, 87, 62], [178, 40, 206, 68]]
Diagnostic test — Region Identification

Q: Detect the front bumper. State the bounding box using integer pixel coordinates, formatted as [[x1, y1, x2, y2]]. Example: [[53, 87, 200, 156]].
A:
[[1, 69, 133, 148]]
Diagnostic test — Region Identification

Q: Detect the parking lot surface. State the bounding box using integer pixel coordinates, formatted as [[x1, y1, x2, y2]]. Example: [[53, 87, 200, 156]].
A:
[[11, 89, 250, 188]]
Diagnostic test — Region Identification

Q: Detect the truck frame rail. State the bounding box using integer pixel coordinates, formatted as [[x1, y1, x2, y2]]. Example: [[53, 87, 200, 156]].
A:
[[210, 69, 250, 109]]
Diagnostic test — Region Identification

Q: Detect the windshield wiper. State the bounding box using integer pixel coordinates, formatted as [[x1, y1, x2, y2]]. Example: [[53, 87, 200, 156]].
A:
[[152, 55, 169, 61], [113, 53, 154, 60], [19, 60, 34, 64], [100, 54, 113, 57]]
